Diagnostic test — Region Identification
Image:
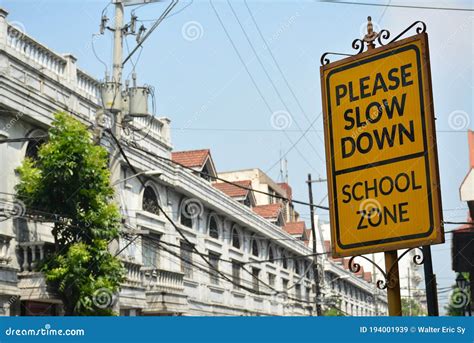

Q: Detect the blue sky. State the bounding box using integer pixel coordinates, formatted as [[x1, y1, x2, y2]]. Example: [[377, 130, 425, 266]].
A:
[[2, 0, 472, 312]]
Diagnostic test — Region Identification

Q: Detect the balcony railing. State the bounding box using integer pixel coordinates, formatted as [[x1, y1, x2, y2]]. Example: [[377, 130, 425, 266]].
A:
[[17, 241, 53, 272], [122, 260, 143, 288], [142, 267, 184, 293]]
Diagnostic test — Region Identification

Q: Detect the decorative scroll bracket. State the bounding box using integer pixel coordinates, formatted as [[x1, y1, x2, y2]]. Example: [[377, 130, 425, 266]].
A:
[[348, 247, 424, 290], [320, 17, 426, 66]]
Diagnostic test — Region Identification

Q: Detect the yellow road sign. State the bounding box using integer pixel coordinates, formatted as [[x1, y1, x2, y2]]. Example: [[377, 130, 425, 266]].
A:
[[320, 33, 443, 257]]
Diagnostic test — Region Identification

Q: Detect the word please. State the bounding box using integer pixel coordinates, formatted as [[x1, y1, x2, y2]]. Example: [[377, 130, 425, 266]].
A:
[[334, 63, 413, 106]]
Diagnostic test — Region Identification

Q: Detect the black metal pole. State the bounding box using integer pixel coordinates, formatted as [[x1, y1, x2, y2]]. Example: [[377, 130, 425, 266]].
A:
[[422, 245, 439, 316], [307, 174, 322, 316]]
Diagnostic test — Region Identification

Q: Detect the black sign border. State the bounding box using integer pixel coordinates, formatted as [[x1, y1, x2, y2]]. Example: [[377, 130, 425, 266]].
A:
[[325, 43, 434, 250]]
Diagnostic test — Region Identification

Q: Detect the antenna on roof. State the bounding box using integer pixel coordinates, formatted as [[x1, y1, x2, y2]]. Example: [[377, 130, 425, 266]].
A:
[[278, 148, 284, 182], [284, 157, 288, 183]]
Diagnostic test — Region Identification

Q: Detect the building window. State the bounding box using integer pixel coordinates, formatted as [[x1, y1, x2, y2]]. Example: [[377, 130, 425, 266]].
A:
[[305, 261, 311, 278], [294, 260, 300, 275], [232, 261, 241, 288], [268, 273, 275, 287], [142, 186, 160, 215], [252, 268, 260, 292], [251, 239, 259, 257], [282, 254, 288, 269], [305, 286, 311, 302], [232, 228, 240, 249], [180, 200, 194, 228], [209, 251, 220, 285], [295, 284, 302, 299], [208, 216, 219, 239], [142, 234, 160, 268], [268, 247, 274, 262], [180, 242, 193, 278], [25, 136, 46, 161], [282, 278, 289, 292]]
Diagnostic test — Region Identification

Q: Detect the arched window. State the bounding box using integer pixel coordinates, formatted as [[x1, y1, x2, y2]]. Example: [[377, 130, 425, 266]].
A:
[[282, 253, 288, 269], [251, 239, 259, 257], [25, 131, 47, 161], [180, 199, 201, 228], [268, 246, 274, 262], [232, 227, 240, 249], [142, 186, 160, 215], [294, 260, 301, 275], [209, 215, 219, 239]]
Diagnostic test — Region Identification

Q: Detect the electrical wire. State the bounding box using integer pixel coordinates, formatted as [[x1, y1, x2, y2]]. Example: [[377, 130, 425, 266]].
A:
[[209, 0, 319, 175], [127, 141, 330, 210], [243, 0, 326, 173], [91, 34, 108, 76], [228, 0, 325, 166], [317, 0, 474, 12], [129, 234, 316, 306]]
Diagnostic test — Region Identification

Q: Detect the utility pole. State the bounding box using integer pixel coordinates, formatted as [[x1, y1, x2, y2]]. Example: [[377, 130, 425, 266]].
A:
[[307, 174, 322, 316], [422, 245, 439, 316], [408, 267, 411, 316], [372, 253, 379, 316], [112, 0, 123, 135]]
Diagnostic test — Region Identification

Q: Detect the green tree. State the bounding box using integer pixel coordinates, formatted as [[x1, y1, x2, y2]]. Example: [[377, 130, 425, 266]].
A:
[[16, 112, 124, 315], [323, 307, 345, 316], [402, 298, 426, 316]]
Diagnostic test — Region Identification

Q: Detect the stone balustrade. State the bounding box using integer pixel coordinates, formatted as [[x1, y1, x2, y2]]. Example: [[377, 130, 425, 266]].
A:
[[122, 260, 143, 288], [17, 241, 52, 272], [142, 267, 184, 292]]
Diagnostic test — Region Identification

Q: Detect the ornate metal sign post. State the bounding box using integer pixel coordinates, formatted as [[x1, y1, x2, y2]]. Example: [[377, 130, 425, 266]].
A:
[[320, 17, 443, 316]]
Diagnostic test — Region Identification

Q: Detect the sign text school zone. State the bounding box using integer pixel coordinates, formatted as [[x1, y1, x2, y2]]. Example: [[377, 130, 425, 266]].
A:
[[321, 34, 443, 257]]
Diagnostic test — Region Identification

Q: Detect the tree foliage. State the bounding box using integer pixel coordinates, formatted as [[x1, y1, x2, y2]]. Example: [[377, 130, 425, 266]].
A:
[[16, 112, 124, 315], [401, 298, 426, 316]]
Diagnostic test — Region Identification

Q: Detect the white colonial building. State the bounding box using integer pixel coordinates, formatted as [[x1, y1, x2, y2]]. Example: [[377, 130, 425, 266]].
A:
[[0, 8, 385, 316]]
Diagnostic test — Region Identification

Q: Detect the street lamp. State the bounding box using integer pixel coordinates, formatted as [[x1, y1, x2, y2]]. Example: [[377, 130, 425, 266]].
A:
[[456, 274, 468, 290], [112, 170, 161, 186]]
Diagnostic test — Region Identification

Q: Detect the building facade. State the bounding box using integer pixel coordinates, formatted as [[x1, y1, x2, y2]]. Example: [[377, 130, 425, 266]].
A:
[[0, 9, 385, 316]]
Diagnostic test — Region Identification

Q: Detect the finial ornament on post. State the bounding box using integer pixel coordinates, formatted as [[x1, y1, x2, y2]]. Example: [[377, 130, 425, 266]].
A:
[[320, 17, 426, 65], [363, 16, 379, 50]]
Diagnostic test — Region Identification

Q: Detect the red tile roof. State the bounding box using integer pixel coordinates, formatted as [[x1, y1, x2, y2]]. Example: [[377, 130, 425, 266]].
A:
[[284, 221, 306, 235], [364, 272, 372, 283], [171, 149, 210, 168], [253, 203, 282, 219], [323, 240, 331, 253], [213, 180, 252, 198]]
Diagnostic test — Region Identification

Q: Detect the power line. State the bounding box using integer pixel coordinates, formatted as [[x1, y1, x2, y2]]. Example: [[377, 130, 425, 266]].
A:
[[107, 129, 278, 297], [209, 0, 319, 175], [126, 229, 316, 306], [228, 0, 325, 165], [127, 141, 330, 210], [243, 0, 326, 173], [318, 0, 474, 12]]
